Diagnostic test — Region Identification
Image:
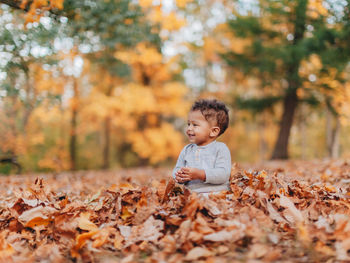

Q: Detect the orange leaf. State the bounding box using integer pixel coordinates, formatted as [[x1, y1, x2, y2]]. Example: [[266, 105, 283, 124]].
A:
[[78, 212, 98, 231]]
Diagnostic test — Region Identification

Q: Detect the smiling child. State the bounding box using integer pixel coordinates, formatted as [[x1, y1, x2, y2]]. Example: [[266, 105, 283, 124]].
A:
[[172, 99, 231, 193]]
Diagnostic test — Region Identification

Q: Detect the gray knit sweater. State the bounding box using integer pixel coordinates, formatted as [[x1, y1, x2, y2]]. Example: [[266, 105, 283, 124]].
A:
[[172, 141, 231, 193]]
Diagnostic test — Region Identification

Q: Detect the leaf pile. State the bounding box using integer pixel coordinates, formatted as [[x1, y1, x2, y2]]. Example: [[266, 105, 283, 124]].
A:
[[1, 161, 350, 262]]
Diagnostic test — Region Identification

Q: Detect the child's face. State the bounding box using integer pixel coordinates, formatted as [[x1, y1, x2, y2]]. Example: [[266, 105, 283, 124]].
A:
[[186, 110, 219, 146]]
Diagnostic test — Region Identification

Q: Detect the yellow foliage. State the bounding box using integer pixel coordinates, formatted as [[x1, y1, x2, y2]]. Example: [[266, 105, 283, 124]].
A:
[[124, 18, 133, 25], [203, 37, 225, 62], [307, 0, 328, 19], [149, 6, 163, 24], [118, 83, 158, 114], [115, 43, 163, 66], [31, 104, 63, 125], [33, 0, 48, 8], [176, 0, 193, 8], [38, 146, 70, 171], [230, 37, 252, 55], [50, 0, 64, 9], [0, 130, 17, 154], [21, 0, 64, 23], [127, 123, 184, 164], [299, 54, 322, 76], [29, 64, 64, 95], [30, 133, 45, 145], [154, 82, 189, 117], [139, 0, 154, 8], [160, 12, 186, 31]]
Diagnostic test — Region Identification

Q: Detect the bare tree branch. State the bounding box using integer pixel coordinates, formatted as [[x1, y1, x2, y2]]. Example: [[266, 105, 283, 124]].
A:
[[0, 0, 32, 11]]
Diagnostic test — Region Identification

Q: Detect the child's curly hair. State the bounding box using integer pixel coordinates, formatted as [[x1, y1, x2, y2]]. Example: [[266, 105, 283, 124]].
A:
[[191, 99, 229, 136]]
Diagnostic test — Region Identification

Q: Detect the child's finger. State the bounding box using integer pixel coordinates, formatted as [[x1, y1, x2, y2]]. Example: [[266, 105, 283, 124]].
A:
[[177, 173, 187, 179], [182, 167, 190, 173], [176, 173, 189, 182]]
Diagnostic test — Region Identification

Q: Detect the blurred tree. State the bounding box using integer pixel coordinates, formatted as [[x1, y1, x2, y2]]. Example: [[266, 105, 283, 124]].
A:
[[114, 43, 189, 165], [0, 5, 59, 166], [221, 0, 350, 159], [0, 0, 161, 170]]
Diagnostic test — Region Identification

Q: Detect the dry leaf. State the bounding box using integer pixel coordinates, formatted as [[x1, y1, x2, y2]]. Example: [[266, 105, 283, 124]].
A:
[[185, 246, 213, 261], [18, 205, 56, 227]]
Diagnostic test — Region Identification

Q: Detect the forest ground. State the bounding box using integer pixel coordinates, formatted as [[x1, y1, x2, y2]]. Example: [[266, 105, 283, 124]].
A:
[[1, 160, 350, 262]]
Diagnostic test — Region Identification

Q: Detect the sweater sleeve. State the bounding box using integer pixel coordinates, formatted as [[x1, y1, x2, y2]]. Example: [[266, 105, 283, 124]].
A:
[[204, 144, 231, 184], [172, 146, 187, 179]]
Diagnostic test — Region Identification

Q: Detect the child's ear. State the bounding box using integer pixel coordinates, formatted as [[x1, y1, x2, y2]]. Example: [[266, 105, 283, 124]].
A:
[[210, 126, 220, 137]]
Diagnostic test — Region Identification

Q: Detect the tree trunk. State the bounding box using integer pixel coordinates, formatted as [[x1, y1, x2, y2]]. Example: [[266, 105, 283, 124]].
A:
[[258, 114, 267, 161], [326, 107, 340, 158], [22, 66, 35, 131], [271, 0, 307, 160], [69, 78, 78, 171], [102, 82, 114, 169], [102, 116, 111, 169], [271, 89, 298, 159], [299, 104, 307, 160]]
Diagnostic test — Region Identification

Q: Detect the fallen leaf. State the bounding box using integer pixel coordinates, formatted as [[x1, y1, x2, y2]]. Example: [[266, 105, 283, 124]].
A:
[[78, 212, 98, 231], [18, 205, 56, 227], [185, 246, 213, 261]]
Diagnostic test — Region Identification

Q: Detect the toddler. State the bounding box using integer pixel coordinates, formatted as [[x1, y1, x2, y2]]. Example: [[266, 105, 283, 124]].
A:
[[172, 99, 231, 193]]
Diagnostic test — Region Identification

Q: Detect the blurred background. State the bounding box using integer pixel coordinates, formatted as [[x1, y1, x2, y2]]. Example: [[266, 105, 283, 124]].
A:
[[0, 0, 350, 174]]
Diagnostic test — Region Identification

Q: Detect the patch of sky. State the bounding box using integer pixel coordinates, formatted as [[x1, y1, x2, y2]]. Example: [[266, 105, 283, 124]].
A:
[[31, 46, 50, 57], [61, 56, 83, 77], [40, 17, 52, 30], [306, 25, 314, 32], [235, 0, 260, 16], [59, 16, 68, 24], [19, 47, 30, 57], [5, 23, 14, 30], [20, 34, 27, 41], [287, 33, 294, 41], [0, 9, 13, 24], [161, 0, 174, 13], [325, 0, 347, 21], [184, 68, 206, 90], [207, 2, 227, 28], [54, 37, 74, 53], [0, 52, 12, 67], [19, 88, 26, 99], [308, 74, 316, 82], [78, 43, 92, 54], [62, 83, 74, 108], [0, 72, 7, 82], [211, 63, 225, 83]]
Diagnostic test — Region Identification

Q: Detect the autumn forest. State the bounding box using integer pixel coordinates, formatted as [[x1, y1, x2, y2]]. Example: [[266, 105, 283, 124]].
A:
[[1, 0, 350, 173], [1, 0, 350, 262]]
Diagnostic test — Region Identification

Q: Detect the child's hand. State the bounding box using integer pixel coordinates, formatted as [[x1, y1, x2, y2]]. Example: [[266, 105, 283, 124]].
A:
[[175, 167, 206, 183], [175, 169, 187, 184]]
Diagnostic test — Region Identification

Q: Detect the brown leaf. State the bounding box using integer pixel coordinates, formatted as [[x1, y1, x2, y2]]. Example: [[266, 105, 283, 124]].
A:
[[247, 243, 268, 259], [162, 178, 175, 203], [78, 212, 98, 231], [71, 230, 99, 257], [125, 216, 164, 246], [279, 195, 304, 224], [203, 229, 244, 242], [0, 232, 15, 259], [185, 246, 213, 261], [18, 205, 56, 227]]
